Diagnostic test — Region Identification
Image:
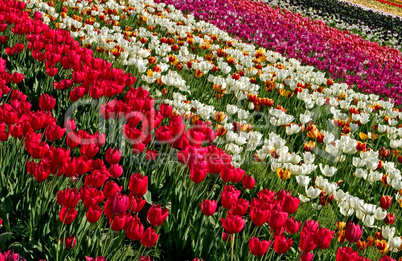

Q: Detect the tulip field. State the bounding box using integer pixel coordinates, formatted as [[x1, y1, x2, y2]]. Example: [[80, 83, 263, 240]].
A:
[[1, 0, 402, 260]]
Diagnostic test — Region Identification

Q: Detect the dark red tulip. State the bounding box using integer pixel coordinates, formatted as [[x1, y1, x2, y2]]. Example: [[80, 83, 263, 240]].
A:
[[344, 222, 363, 243], [249, 237, 271, 257], [146, 150, 158, 161], [105, 193, 129, 217], [380, 195, 392, 210], [141, 227, 159, 247], [147, 204, 169, 227], [384, 213, 395, 225], [200, 199, 217, 216], [129, 172, 148, 197]]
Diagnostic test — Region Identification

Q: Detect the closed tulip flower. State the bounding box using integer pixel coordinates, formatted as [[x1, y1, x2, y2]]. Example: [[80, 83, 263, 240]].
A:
[[221, 185, 241, 209], [103, 181, 122, 198], [273, 235, 293, 255], [345, 222, 363, 243], [125, 215, 144, 241], [105, 148, 121, 165], [314, 227, 335, 249], [242, 174, 255, 190], [39, 94, 56, 111], [282, 195, 300, 214], [86, 205, 102, 223], [249, 237, 271, 257], [250, 208, 270, 226], [129, 172, 148, 197], [147, 204, 169, 227], [106, 193, 129, 217], [59, 207, 77, 225], [268, 210, 288, 230], [110, 214, 127, 231], [200, 199, 217, 216], [63, 236, 76, 250], [299, 231, 316, 253], [300, 252, 314, 261], [284, 217, 301, 234], [141, 227, 159, 247], [221, 214, 245, 234], [380, 195, 392, 210]]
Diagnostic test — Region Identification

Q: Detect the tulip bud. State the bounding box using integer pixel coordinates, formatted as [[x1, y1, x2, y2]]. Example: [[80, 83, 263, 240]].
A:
[[200, 199, 217, 216]]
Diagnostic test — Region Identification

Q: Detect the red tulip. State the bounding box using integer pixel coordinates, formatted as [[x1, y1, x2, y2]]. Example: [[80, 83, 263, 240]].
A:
[[200, 199, 217, 216], [221, 185, 241, 209], [141, 227, 159, 247], [190, 166, 208, 183], [380, 195, 392, 210], [147, 204, 169, 227], [39, 94, 56, 111], [249, 237, 271, 257], [268, 210, 288, 230], [384, 213, 395, 225], [104, 193, 129, 217], [336, 247, 360, 261], [284, 217, 301, 234], [84, 170, 109, 188], [63, 236, 76, 250], [230, 198, 249, 216], [146, 150, 158, 161], [299, 232, 316, 253], [220, 214, 245, 234], [109, 164, 123, 179], [273, 235, 293, 255], [103, 181, 122, 198], [344, 222, 363, 243], [282, 195, 300, 214], [300, 252, 314, 261], [105, 148, 121, 165], [128, 195, 146, 214], [59, 207, 77, 225], [314, 227, 334, 249], [81, 186, 105, 208], [125, 215, 144, 241], [159, 104, 173, 118], [86, 205, 103, 223], [57, 188, 80, 209], [129, 173, 148, 197], [250, 208, 269, 226], [242, 174, 255, 189], [110, 214, 126, 231]]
